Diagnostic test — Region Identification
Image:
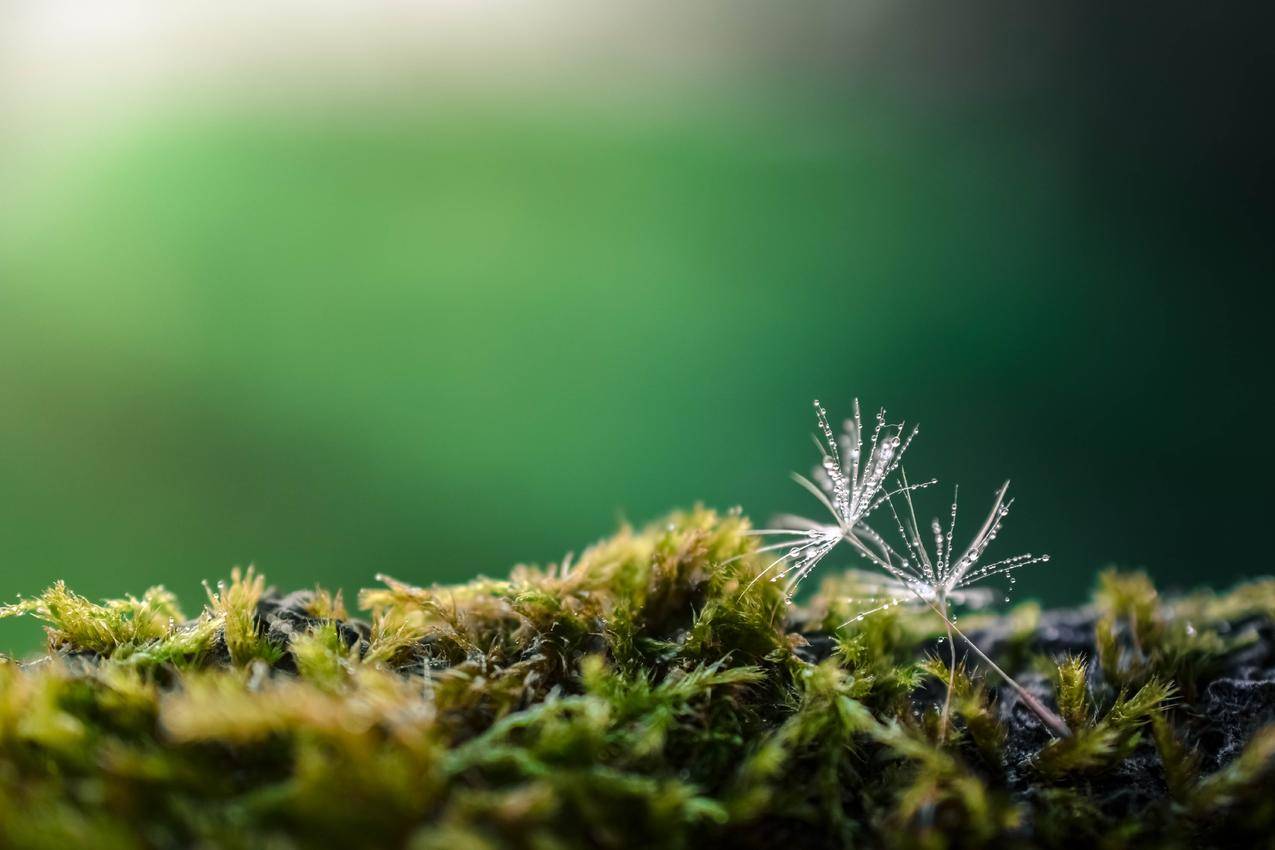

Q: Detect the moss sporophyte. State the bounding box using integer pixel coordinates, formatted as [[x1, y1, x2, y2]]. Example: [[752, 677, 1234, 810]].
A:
[[0, 401, 1273, 849]]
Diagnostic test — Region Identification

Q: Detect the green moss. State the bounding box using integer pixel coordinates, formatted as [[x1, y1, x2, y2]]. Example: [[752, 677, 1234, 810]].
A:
[[0, 582, 184, 657], [1, 508, 1273, 849]]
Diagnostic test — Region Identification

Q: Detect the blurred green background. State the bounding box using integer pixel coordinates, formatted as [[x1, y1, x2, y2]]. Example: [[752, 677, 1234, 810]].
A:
[[1, 2, 1270, 652]]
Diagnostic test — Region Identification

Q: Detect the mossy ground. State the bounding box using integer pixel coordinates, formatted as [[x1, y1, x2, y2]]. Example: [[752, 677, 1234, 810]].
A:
[[2, 508, 1273, 849]]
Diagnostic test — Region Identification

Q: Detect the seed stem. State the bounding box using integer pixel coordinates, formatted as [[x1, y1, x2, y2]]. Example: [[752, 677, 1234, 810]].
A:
[[922, 598, 1071, 739], [939, 592, 956, 743]]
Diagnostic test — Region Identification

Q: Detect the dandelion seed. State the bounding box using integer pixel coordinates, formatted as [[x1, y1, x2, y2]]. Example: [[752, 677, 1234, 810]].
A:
[[841, 466, 1066, 738], [838, 479, 1065, 738], [746, 399, 931, 595], [746, 397, 1070, 738], [841, 479, 1051, 620]]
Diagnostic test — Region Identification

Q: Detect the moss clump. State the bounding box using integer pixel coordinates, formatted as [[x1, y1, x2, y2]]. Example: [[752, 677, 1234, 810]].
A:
[[1, 508, 1273, 849]]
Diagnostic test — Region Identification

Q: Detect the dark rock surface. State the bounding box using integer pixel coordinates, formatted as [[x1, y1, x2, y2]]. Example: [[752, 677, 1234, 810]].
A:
[[259, 590, 370, 648], [1197, 678, 1275, 770], [800, 603, 1275, 786]]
